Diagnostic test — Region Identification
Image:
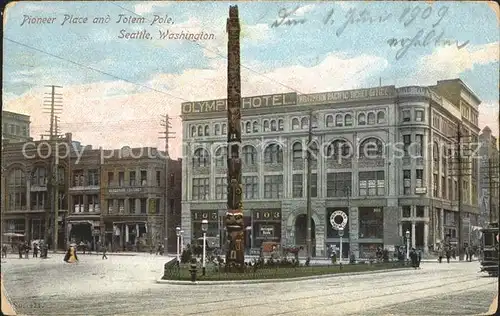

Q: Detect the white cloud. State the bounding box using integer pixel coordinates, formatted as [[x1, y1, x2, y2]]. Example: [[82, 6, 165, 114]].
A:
[[4, 52, 387, 158], [413, 42, 499, 85], [479, 100, 499, 136], [134, 2, 171, 15]]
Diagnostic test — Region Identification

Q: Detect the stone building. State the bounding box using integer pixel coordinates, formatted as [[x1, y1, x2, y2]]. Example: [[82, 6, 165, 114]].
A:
[[180, 79, 482, 258], [1, 133, 72, 248], [2, 110, 32, 144], [99, 146, 181, 252], [479, 126, 499, 226]]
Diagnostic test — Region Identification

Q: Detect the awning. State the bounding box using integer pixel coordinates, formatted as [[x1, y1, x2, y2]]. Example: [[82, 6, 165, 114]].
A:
[[3, 233, 24, 237]]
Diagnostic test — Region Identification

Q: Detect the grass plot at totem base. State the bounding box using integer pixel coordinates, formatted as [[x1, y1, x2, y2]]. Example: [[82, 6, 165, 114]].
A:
[[163, 262, 409, 281]]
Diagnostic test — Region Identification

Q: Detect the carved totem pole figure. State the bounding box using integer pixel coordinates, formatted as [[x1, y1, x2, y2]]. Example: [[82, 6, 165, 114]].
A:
[[225, 5, 245, 272]]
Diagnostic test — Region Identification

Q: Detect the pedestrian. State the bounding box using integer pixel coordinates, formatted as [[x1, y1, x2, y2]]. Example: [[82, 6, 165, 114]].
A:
[[33, 243, 38, 258], [416, 248, 422, 269], [1, 244, 7, 259], [102, 245, 108, 260], [445, 248, 451, 263], [64, 245, 78, 263], [18, 243, 23, 259], [24, 242, 29, 259], [409, 248, 418, 269]]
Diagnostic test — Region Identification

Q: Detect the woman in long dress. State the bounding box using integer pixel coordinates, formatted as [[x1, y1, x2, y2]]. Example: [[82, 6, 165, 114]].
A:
[[64, 246, 78, 263]]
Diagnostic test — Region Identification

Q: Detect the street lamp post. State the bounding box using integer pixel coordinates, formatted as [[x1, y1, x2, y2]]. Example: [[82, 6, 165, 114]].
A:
[[176, 226, 181, 262], [201, 219, 208, 276], [180, 230, 184, 254], [405, 230, 411, 260], [338, 228, 344, 263]]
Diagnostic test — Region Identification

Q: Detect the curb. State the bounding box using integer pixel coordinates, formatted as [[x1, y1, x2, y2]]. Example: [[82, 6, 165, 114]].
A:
[[1, 276, 17, 315], [156, 267, 410, 285]]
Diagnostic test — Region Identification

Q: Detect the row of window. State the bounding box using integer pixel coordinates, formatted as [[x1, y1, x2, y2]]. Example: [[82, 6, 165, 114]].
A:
[[432, 113, 458, 137], [401, 108, 425, 123], [322, 111, 386, 128], [192, 138, 386, 167], [189, 111, 388, 137], [6, 168, 174, 189], [191, 171, 384, 200], [102, 198, 159, 215], [2, 123, 28, 137], [6, 191, 66, 210]]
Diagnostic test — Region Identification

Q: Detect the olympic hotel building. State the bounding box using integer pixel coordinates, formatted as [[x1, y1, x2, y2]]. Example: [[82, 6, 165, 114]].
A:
[[180, 79, 481, 258]]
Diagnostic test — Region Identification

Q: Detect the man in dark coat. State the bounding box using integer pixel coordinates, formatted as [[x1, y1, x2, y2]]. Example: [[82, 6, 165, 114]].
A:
[[409, 248, 418, 269]]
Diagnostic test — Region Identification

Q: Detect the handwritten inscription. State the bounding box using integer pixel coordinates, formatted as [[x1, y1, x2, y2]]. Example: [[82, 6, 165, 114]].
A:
[[269, 4, 469, 60], [271, 6, 307, 28]]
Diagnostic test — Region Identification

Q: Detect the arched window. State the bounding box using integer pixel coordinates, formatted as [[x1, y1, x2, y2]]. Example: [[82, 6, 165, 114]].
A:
[[358, 113, 366, 125], [326, 140, 353, 160], [270, 120, 277, 131], [252, 121, 259, 133], [301, 117, 308, 129], [214, 124, 220, 136], [242, 145, 257, 165], [326, 115, 334, 127], [377, 111, 386, 124], [204, 125, 209, 136], [263, 120, 270, 132], [245, 122, 251, 133], [359, 138, 383, 158], [192, 148, 210, 167], [335, 114, 343, 126], [8, 168, 26, 210], [8, 168, 25, 186], [215, 147, 227, 167], [197, 126, 203, 136], [367, 113, 375, 125], [292, 118, 300, 130], [222, 124, 227, 135], [278, 119, 284, 131], [433, 142, 439, 163], [33, 167, 47, 186], [191, 126, 197, 137], [292, 142, 303, 164], [344, 114, 353, 126], [264, 143, 283, 164]]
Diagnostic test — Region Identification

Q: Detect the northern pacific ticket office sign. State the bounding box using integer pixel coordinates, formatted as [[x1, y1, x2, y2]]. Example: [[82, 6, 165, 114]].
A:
[[181, 92, 297, 114], [298, 86, 395, 105]]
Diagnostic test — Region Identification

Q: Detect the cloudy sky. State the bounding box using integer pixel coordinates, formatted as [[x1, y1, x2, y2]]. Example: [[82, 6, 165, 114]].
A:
[[3, 1, 499, 158]]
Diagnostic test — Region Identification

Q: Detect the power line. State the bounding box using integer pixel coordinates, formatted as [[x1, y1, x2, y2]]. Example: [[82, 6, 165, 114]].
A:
[[4, 37, 191, 103]]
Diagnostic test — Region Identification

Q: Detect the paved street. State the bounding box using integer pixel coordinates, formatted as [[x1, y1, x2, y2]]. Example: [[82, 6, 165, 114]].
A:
[[1, 253, 496, 316]]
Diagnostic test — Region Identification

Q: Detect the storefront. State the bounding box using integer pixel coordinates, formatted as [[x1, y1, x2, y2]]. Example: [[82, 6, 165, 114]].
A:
[[358, 207, 384, 258], [252, 209, 281, 249], [191, 210, 220, 246], [325, 208, 350, 258]]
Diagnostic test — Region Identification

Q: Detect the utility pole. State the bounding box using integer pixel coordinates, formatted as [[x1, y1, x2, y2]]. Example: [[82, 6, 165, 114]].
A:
[[449, 122, 473, 261], [159, 114, 175, 253], [42, 85, 63, 251], [457, 125, 463, 261], [306, 110, 313, 261]]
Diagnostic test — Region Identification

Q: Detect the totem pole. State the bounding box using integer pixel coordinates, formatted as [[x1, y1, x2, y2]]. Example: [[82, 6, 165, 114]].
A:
[[225, 5, 245, 272]]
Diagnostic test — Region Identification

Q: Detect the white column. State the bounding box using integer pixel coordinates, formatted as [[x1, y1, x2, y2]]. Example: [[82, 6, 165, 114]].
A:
[[398, 222, 402, 237], [125, 225, 129, 243], [411, 221, 416, 249], [424, 222, 429, 253], [136, 223, 139, 241]]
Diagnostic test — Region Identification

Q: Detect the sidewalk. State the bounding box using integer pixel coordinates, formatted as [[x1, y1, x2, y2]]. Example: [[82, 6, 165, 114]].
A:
[[1, 274, 17, 315]]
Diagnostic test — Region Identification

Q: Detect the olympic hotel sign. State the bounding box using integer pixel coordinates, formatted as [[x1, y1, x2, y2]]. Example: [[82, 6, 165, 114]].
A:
[[181, 87, 395, 114]]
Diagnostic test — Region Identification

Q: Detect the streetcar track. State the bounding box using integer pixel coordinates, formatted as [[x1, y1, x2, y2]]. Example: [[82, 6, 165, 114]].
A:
[[179, 274, 485, 315], [343, 282, 497, 316]]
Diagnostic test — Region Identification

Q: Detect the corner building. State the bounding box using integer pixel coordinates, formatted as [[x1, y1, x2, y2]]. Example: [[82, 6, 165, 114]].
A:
[[180, 79, 481, 258]]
